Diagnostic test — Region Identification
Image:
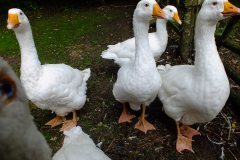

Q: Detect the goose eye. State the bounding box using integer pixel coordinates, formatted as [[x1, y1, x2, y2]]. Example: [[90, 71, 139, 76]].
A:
[[170, 10, 173, 12], [0, 81, 15, 99], [145, 3, 149, 7], [0, 76, 16, 102], [212, 2, 218, 6], [20, 12, 23, 15]]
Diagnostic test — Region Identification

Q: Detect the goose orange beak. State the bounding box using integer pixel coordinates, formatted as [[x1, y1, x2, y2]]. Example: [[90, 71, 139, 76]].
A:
[[222, 1, 240, 17], [153, 3, 166, 19], [173, 12, 182, 24], [7, 14, 20, 29]]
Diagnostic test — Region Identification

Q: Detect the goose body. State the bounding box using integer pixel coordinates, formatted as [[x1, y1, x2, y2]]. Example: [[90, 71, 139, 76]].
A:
[[113, 0, 165, 133], [158, 63, 229, 124], [22, 63, 90, 116], [53, 126, 111, 160], [102, 31, 166, 66], [157, 0, 240, 152], [101, 5, 181, 66], [7, 8, 91, 131]]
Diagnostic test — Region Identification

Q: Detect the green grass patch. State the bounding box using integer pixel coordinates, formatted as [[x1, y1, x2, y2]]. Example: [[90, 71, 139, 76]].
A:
[[0, 8, 113, 64]]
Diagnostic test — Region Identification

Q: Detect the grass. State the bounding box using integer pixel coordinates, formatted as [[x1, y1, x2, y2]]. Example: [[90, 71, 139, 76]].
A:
[[0, 8, 113, 66]]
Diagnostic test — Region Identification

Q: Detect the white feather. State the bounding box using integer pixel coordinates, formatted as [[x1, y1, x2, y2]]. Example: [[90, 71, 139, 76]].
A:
[[53, 126, 111, 160], [158, 0, 231, 125], [9, 8, 91, 117], [113, 0, 162, 111], [101, 5, 180, 66]]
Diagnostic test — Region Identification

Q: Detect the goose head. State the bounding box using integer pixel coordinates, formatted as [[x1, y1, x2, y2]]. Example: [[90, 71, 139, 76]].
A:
[[163, 5, 182, 24], [7, 8, 30, 32], [134, 0, 165, 21], [199, 0, 240, 24]]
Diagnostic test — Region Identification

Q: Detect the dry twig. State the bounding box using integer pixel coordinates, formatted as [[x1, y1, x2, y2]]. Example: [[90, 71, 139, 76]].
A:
[[228, 148, 238, 160]]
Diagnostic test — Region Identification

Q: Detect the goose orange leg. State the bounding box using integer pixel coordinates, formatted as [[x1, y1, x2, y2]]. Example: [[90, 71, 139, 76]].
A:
[[134, 105, 155, 134], [61, 111, 78, 132], [118, 103, 136, 123], [45, 115, 66, 128], [180, 125, 201, 140], [176, 122, 194, 153]]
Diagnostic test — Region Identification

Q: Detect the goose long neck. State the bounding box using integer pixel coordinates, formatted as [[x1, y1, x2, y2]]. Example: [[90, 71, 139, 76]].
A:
[[156, 19, 168, 38], [194, 16, 223, 74], [15, 25, 41, 76], [133, 16, 155, 66]]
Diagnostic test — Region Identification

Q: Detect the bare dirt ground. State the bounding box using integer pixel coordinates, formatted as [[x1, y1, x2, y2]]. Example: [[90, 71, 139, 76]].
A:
[[4, 4, 240, 160]]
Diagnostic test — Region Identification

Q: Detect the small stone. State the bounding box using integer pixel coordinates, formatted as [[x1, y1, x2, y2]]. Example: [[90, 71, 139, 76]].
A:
[[50, 137, 57, 141]]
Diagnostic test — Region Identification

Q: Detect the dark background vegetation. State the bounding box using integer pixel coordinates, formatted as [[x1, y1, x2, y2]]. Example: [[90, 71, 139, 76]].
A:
[[0, 0, 139, 13]]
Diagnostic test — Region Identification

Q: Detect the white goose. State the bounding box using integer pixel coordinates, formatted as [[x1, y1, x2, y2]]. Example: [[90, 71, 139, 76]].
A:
[[7, 8, 91, 131], [53, 126, 111, 160], [157, 0, 240, 153], [101, 5, 181, 66], [113, 0, 165, 133]]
